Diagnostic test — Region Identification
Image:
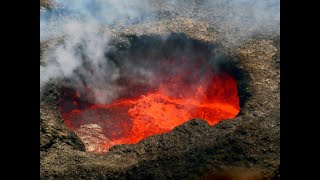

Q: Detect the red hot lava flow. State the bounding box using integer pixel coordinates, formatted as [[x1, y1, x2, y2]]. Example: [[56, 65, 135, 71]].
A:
[[59, 61, 240, 153]]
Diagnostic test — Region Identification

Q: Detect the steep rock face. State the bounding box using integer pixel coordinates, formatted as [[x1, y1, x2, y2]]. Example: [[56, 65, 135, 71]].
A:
[[40, 82, 85, 152], [40, 2, 279, 179]]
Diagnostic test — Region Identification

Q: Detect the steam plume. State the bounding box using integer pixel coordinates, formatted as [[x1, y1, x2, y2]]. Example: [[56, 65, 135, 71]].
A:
[[40, 0, 279, 104]]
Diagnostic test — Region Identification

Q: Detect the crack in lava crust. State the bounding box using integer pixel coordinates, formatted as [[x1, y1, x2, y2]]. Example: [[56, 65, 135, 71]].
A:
[[59, 72, 240, 153]]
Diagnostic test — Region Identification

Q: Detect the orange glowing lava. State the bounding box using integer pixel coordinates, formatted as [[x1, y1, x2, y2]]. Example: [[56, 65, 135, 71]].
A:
[[59, 72, 240, 153]]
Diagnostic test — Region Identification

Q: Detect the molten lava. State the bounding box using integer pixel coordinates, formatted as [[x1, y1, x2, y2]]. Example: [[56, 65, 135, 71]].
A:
[[59, 72, 240, 153]]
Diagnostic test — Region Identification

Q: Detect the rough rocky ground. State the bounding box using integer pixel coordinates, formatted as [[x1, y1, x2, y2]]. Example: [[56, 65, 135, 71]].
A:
[[40, 0, 54, 9], [40, 1, 280, 179]]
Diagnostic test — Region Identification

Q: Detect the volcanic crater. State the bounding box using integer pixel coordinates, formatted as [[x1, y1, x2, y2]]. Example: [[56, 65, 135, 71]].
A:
[[56, 34, 249, 153], [40, 16, 279, 180]]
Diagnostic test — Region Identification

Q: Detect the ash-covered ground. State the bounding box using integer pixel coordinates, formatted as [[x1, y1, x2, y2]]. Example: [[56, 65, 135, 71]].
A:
[[40, 0, 279, 179]]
